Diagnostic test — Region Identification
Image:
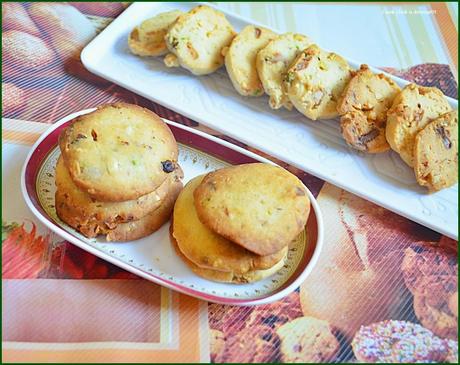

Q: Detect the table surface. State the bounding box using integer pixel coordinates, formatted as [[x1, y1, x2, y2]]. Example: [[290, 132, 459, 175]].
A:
[[2, 2, 458, 363]]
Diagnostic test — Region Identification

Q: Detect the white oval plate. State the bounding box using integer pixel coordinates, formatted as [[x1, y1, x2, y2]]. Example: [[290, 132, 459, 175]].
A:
[[21, 108, 323, 306]]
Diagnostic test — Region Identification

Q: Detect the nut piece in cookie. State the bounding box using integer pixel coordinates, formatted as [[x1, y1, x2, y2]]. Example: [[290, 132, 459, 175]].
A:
[[256, 33, 312, 109], [284, 44, 351, 120], [224, 25, 277, 96], [164, 5, 236, 75], [59, 103, 179, 202], [276, 316, 339, 363], [414, 110, 458, 191], [129, 10, 183, 57], [337, 65, 401, 153], [352, 320, 453, 363], [193, 163, 310, 256], [386, 83, 452, 166]]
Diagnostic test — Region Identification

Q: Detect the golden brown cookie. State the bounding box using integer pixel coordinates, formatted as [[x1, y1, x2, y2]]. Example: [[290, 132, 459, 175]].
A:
[[172, 175, 287, 273], [284, 44, 351, 120], [276, 317, 340, 362], [337, 65, 401, 153], [128, 10, 183, 57], [59, 103, 179, 202], [55, 156, 183, 236], [414, 110, 458, 191], [164, 5, 236, 75], [194, 163, 310, 256], [56, 176, 182, 241], [223, 25, 277, 96], [170, 230, 286, 283], [386, 84, 452, 166], [256, 33, 312, 109]]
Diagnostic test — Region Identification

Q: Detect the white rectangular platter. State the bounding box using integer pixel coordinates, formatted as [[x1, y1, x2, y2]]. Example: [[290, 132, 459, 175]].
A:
[[81, 2, 458, 239]]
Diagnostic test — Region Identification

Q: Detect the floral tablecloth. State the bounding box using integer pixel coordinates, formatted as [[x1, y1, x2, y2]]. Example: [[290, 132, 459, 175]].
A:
[[2, 2, 458, 363]]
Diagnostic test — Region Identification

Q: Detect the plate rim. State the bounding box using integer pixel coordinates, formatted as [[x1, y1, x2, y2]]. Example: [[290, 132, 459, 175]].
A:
[[20, 108, 324, 306]]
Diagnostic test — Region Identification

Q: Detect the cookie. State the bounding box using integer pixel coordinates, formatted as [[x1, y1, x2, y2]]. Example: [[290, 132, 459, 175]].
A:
[[218, 325, 280, 362], [276, 317, 340, 362], [413, 110, 458, 191], [256, 33, 312, 109], [386, 83, 452, 166], [59, 103, 179, 202], [55, 156, 183, 236], [210, 329, 226, 363], [164, 5, 235, 75], [170, 230, 286, 284], [194, 163, 310, 256], [56, 177, 182, 241], [284, 44, 351, 120], [414, 291, 458, 340], [128, 10, 183, 57], [223, 25, 277, 96], [172, 175, 287, 273], [352, 320, 452, 363], [337, 65, 401, 153]]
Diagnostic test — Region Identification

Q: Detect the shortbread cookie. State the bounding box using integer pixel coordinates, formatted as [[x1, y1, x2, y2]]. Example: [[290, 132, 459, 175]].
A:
[[414, 111, 458, 191], [59, 103, 179, 202], [56, 177, 182, 241], [172, 175, 287, 273], [55, 156, 183, 235], [194, 163, 310, 256], [128, 10, 182, 57], [284, 44, 351, 120], [170, 230, 286, 284], [223, 25, 277, 96], [164, 5, 235, 75], [386, 84, 452, 166], [276, 317, 340, 362], [337, 65, 401, 153], [256, 33, 312, 109]]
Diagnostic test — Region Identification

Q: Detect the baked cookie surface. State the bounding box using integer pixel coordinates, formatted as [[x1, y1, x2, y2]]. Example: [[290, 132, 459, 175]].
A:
[[276, 316, 339, 362], [172, 175, 287, 274], [414, 110, 458, 191], [56, 177, 182, 241], [128, 10, 182, 57], [224, 25, 277, 96], [164, 5, 235, 75], [59, 103, 178, 202], [284, 44, 351, 120], [193, 163, 310, 256], [337, 65, 401, 153], [386, 84, 452, 166], [256, 33, 312, 109], [55, 156, 182, 237]]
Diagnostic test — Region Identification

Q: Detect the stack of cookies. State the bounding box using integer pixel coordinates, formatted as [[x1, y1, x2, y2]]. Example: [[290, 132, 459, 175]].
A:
[[55, 103, 183, 241], [170, 163, 311, 283]]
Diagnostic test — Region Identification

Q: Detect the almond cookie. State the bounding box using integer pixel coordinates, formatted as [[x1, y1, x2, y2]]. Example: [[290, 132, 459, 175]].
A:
[[194, 163, 310, 256], [256, 33, 312, 109], [352, 320, 453, 363], [55, 156, 183, 236], [56, 177, 182, 241], [284, 44, 351, 120], [164, 5, 235, 75], [170, 230, 286, 284], [59, 103, 179, 202], [276, 317, 340, 362], [128, 10, 182, 57], [413, 111, 458, 191], [223, 25, 277, 96], [172, 175, 287, 274], [386, 84, 452, 166], [337, 65, 401, 153]]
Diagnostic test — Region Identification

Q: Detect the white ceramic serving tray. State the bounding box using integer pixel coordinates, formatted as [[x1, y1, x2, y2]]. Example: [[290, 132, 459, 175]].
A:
[[81, 2, 458, 239], [21, 109, 323, 306]]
